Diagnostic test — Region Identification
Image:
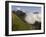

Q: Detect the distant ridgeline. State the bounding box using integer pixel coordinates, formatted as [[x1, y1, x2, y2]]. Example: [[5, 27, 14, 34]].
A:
[[12, 10, 26, 22]]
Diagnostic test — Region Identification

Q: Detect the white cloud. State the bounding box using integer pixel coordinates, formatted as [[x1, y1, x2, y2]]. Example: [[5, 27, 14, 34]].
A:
[[17, 7, 21, 10], [25, 13, 41, 24]]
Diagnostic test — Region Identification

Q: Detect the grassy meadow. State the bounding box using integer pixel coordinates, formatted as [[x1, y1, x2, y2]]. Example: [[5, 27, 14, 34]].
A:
[[12, 12, 32, 31]]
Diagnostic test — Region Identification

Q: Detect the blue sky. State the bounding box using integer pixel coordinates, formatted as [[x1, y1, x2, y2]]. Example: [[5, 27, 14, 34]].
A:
[[12, 5, 41, 13]]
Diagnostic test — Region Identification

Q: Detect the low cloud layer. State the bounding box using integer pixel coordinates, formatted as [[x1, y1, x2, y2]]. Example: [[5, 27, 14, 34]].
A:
[[25, 13, 41, 24]]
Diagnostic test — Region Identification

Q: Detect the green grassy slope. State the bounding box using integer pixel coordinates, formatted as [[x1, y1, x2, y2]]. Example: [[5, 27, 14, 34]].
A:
[[12, 13, 32, 31]]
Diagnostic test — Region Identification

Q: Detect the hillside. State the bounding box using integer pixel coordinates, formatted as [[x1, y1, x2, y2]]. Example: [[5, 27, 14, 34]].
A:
[[12, 12, 32, 31]]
